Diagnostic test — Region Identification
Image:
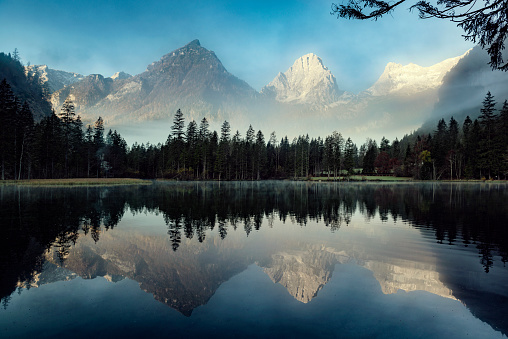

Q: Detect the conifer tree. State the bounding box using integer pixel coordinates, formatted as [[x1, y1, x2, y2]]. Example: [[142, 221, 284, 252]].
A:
[[198, 117, 210, 178], [171, 109, 185, 173], [16, 102, 34, 179], [478, 92, 497, 178], [344, 137, 356, 175], [0, 79, 17, 179]]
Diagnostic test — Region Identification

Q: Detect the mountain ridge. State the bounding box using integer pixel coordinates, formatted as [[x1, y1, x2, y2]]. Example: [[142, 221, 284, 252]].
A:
[[35, 40, 486, 144]]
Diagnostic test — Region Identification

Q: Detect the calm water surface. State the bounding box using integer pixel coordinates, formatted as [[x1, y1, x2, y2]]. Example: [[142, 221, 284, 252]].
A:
[[1, 181, 507, 338]]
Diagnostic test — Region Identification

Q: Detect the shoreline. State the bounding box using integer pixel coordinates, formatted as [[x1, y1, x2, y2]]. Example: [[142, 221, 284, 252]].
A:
[[0, 178, 152, 186], [1, 177, 506, 186]]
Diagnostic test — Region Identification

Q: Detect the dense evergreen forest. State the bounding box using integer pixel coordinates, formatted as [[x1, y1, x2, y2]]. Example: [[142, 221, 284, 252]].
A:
[[0, 52, 507, 180]]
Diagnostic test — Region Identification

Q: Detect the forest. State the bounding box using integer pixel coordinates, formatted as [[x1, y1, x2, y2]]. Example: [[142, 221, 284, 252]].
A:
[[0, 53, 507, 181]]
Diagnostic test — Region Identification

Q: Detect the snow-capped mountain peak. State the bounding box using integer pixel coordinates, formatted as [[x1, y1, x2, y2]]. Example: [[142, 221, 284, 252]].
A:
[[367, 53, 468, 96], [262, 53, 342, 106]]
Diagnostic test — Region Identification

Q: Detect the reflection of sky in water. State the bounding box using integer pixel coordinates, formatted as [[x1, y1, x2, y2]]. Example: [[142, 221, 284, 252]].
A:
[[1, 204, 506, 338], [2, 263, 503, 338]]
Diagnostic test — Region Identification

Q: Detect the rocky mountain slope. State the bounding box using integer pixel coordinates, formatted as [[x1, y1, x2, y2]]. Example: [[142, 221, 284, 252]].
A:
[[25, 64, 84, 93], [51, 40, 258, 126], [42, 39, 498, 143], [0, 52, 52, 120]]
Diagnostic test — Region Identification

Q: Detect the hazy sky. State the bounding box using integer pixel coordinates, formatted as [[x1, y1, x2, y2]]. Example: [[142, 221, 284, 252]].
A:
[[0, 0, 474, 93]]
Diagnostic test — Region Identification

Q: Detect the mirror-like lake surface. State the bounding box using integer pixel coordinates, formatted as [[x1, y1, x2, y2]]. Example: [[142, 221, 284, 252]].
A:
[[1, 181, 507, 338]]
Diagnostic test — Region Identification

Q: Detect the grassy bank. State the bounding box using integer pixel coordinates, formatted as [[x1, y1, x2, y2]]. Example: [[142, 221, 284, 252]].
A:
[[0, 178, 152, 186], [310, 176, 413, 182]]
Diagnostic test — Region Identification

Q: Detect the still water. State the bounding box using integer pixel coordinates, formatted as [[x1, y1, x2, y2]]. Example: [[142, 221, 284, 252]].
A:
[[1, 181, 507, 338]]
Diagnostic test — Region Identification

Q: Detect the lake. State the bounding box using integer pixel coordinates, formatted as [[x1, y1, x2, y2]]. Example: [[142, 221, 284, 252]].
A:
[[1, 181, 507, 338]]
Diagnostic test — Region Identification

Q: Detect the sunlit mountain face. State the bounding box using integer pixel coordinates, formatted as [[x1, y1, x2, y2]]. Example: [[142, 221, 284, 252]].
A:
[[25, 39, 507, 145], [1, 182, 507, 338]]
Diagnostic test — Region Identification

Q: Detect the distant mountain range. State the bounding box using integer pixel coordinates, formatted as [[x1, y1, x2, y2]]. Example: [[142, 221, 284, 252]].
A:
[[23, 40, 508, 142]]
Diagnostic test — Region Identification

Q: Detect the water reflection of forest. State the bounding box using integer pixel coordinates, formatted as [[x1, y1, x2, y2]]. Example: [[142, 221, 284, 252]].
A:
[[1, 182, 507, 306]]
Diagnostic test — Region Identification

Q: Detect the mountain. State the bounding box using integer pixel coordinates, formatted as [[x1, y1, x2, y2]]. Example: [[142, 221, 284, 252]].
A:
[[25, 65, 84, 93], [412, 45, 508, 136], [367, 55, 464, 97], [43, 40, 494, 144], [0, 53, 52, 120], [261, 53, 342, 106], [262, 246, 349, 303], [431, 45, 508, 123], [110, 71, 132, 81], [51, 74, 115, 112], [52, 39, 258, 126], [255, 51, 467, 143]]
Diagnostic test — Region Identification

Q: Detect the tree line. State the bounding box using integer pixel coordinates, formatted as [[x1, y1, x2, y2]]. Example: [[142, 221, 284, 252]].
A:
[[1, 73, 507, 180]]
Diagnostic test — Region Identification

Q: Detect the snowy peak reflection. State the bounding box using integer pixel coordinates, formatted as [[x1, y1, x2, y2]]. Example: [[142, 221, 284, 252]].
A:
[[260, 244, 456, 303], [261, 245, 349, 303], [44, 229, 254, 316]]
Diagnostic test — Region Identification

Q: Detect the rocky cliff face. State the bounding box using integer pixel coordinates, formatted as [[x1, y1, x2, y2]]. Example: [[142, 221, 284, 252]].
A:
[[261, 53, 342, 106], [51, 74, 115, 111], [25, 64, 84, 93]]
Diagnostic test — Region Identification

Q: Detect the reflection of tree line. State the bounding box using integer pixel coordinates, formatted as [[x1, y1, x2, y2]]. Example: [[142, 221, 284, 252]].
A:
[[1, 182, 507, 308], [0, 185, 127, 308]]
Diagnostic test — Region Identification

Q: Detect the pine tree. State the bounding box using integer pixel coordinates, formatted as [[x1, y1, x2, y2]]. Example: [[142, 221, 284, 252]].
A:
[[198, 117, 210, 179], [93, 117, 105, 177], [16, 102, 34, 179], [186, 120, 198, 178], [343, 137, 356, 175], [478, 92, 497, 178], [245, 125, 255, 179], [58, 97, 77, 177], [495, 101, 508, 178], [171, 109, 185, 173], [255, 130, 266, 180], [448, 117, 460, 179], [215, 121, 231, 180], [0, 79, 17, 179]]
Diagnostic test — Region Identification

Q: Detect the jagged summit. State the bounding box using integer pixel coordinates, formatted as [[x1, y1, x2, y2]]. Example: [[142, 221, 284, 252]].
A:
[[262, 53, 342, 106], [186, 39, 201, 47], [146, 39, 226, 74]]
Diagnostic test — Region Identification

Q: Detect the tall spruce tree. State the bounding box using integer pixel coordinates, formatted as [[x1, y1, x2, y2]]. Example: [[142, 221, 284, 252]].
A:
[[171, 109, 185, 173], [478, 92, 497, 178], [0, 79, 17, 179], [16, 102, 34, 179]]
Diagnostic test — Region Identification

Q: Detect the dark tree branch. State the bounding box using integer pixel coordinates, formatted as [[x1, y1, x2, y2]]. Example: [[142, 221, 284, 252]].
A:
[[331, 0, 508, 70]]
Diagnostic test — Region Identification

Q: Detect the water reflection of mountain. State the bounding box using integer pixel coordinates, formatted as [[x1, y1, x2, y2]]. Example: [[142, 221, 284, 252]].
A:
[[261, 245, 349, 303], [44, 232, 254, 316], [1, 182, 507, 332]]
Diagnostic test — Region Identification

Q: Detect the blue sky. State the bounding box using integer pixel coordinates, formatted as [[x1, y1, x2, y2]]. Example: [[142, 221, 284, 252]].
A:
[[0, 0, 474, 92]]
